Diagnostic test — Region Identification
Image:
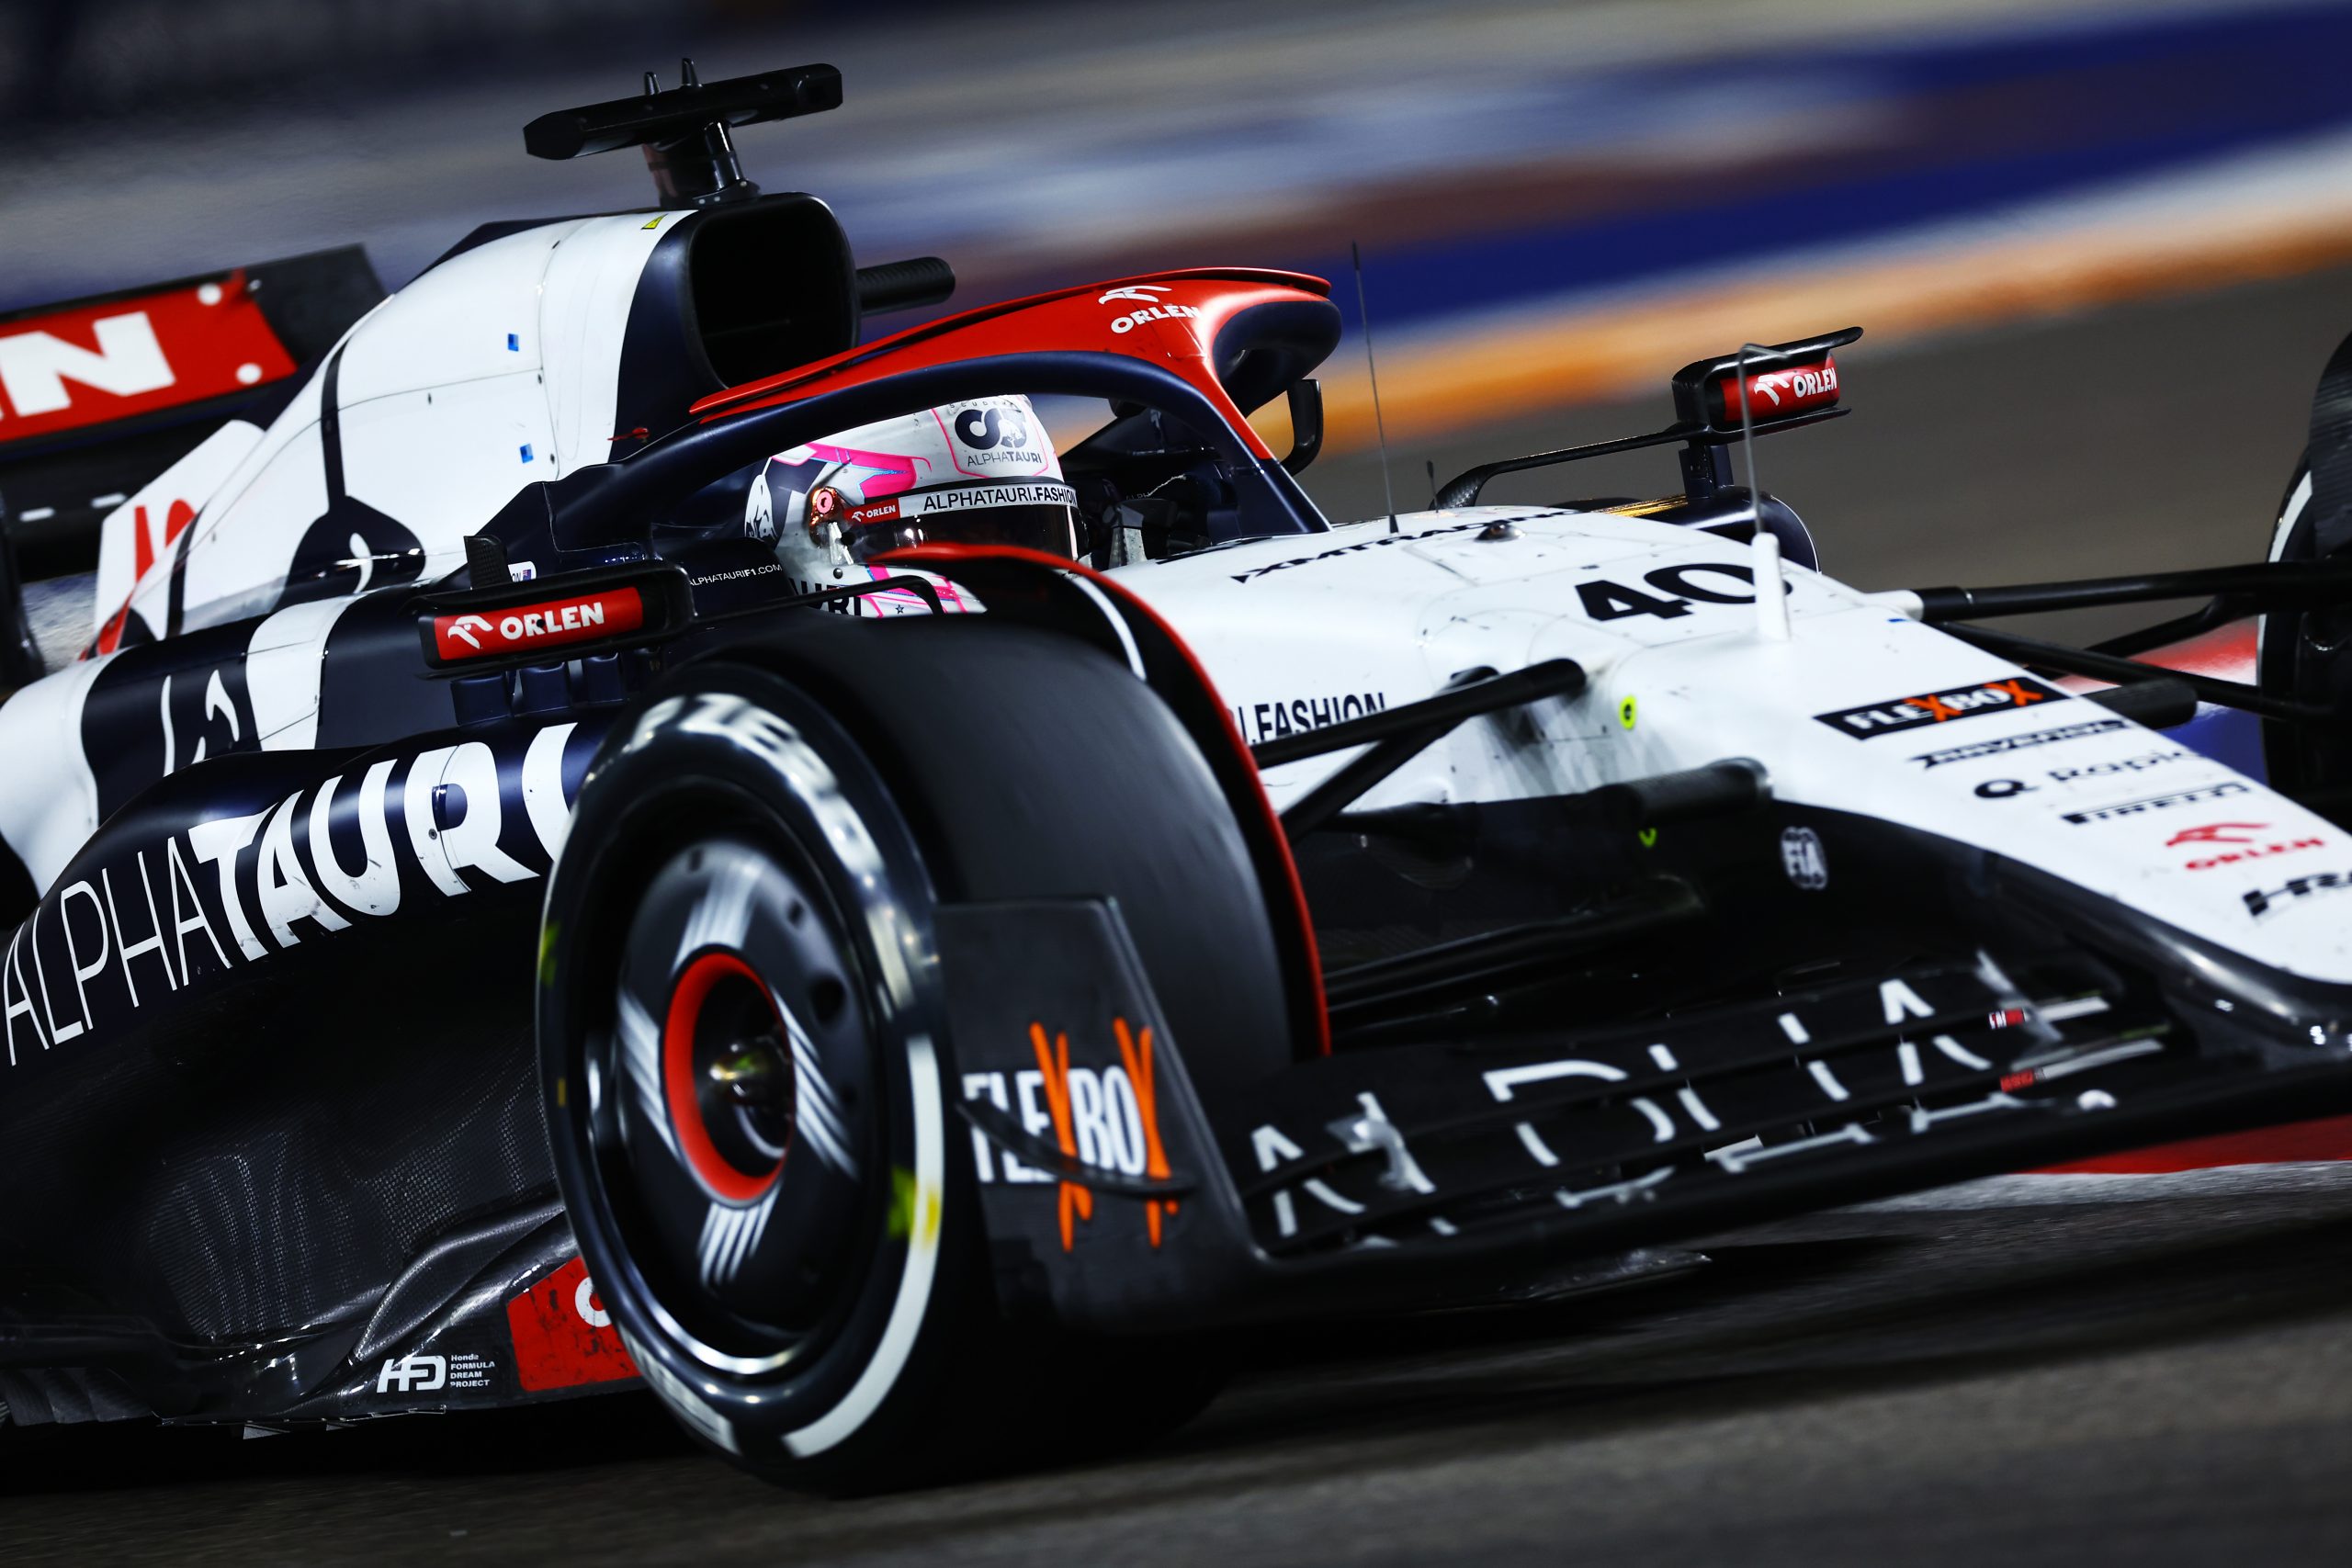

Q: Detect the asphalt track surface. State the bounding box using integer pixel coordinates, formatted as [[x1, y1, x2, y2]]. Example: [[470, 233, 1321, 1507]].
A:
[[10, 269, 2352, 1566]]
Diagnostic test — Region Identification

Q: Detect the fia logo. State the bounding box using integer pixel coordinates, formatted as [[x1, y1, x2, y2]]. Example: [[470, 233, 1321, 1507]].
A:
[[1781, 827, 1829, 892]]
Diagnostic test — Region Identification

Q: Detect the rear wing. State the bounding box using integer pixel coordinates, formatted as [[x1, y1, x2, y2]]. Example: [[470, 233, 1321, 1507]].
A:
[[0, 248, 383, 583]]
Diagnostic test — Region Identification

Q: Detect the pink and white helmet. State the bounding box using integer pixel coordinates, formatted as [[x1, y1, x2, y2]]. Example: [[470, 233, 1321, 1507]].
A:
[[746, 395, 1077, 603]]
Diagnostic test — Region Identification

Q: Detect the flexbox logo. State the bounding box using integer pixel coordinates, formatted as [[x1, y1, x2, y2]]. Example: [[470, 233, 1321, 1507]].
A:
[[1815, 677, 2062, 740]]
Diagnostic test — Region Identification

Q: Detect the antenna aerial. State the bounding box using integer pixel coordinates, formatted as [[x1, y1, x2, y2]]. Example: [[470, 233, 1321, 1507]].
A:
[[1730, 342, 1792, 640], [1351, 242, 1399, 535]]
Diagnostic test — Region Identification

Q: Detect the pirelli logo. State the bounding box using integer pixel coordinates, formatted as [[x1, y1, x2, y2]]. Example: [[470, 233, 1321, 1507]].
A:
[[1815, 677, 2064, 740], [2062, 781, 2250, 825]]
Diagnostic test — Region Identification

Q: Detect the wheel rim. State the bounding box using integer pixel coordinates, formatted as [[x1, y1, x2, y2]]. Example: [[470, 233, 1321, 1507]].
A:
[[662, 951, 793, 1203], [591, 835, 878, 1374]]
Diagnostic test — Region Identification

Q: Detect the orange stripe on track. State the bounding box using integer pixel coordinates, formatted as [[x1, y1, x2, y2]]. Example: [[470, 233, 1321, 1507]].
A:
[[1261, 210, 2352, 457]]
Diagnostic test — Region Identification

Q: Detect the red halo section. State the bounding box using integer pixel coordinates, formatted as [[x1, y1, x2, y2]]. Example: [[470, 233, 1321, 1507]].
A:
[[692, 267, 1334, 467], [662, 951, 786, 1203]]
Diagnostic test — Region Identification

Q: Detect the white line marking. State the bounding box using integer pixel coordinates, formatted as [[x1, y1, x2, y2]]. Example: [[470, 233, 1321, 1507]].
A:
[[1486, 1058, 1624, 1101], [1848, 1161, 2352, 1213]]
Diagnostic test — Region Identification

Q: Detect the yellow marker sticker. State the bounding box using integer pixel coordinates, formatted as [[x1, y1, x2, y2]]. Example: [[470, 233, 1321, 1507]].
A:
[[1638, 828, 1658, 849], [888, 1168, 915, 1238], [555, 1076, 568, 1109], [890, 1168, 939, 1244], [641, 216, 663, 230], [1618, 695, 1638, 729], [537, 922, 560, 987]]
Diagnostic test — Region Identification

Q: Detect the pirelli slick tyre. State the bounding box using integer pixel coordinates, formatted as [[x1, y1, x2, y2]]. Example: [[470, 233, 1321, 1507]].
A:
[[2262, 452, 2352, 803], [538, 623, 1290, 1489], [2267, 332, 2352, 803]]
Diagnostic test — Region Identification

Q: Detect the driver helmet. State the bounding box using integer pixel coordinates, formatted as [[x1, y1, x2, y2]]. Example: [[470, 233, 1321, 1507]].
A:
[[746, 395, 1079, 596]]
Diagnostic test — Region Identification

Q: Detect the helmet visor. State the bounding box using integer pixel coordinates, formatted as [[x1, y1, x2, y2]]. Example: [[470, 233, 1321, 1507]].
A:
[[835, 480, 1080, 563]]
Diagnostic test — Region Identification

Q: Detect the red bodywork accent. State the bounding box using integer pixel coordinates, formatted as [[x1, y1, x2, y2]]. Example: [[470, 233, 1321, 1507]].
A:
[[2143, 618, 2258, 683], [2057, 619, 2259, 695], [877, 542, 1332, 1058], [2040, 1113, 2352, 1174], [89, 499, 201, 658], [89, 604, 130, 660], [1715, 355, 1839, 424], [431, 586, 646, 662], [693, 268, 1332, 464], [0, 269, 296, 445], [505, 1255, 642, 1393]]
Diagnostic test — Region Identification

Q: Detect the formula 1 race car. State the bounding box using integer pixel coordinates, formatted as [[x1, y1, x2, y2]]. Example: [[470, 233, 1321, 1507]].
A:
[[4, 62, 2352, 1489]]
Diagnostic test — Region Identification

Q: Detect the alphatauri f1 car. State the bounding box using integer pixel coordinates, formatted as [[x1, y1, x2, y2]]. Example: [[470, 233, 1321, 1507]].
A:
[[4, 63, 2352, 1489]]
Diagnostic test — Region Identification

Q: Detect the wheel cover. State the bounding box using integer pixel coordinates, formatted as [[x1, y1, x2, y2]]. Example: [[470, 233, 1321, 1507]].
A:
[[662, 951, 792, 1203], [594, 836, 877, 1374]]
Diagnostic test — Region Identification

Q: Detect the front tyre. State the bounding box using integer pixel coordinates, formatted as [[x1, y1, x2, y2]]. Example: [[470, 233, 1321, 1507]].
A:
[[542, 620, 1288, 1488], [538, 666, 971, 1489]]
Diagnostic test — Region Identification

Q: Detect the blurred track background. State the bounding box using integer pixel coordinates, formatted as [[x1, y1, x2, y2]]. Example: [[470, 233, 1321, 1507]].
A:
[[6, 0, 2352, 1560]]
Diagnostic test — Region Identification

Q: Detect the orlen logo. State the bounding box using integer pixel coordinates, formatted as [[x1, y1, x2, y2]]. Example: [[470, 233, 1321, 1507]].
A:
[[2166, 821, 2326, 871], [1716, 356, 1839, 421], [432, 587, 644, 661], [1099, 284, 1202, 336], [2167, 822, 2264, 847], [0, 272, 296, 445]]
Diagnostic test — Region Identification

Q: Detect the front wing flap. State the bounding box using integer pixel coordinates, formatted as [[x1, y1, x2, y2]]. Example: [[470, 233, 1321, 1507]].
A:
[[939, 902, 2352, 1332]]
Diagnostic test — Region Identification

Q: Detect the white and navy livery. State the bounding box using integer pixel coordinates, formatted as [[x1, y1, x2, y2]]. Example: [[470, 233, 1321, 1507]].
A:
[[0, 60, 2349, 1491]]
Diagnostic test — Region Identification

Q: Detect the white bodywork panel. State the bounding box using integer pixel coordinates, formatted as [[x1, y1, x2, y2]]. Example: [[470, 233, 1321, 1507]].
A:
[[97, 212, 684, 638], [91, 419, 266, 638], [1118, 507, 2352, 987], [245, 595, 366, 751], [0, 652, 111, 887], [4, 197, 2340, 1002], [0, 213, 689, 889]]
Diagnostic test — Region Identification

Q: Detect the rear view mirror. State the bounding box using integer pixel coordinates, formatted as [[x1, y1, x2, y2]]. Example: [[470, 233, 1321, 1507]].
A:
[[1280, 378, 1322, 475]]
